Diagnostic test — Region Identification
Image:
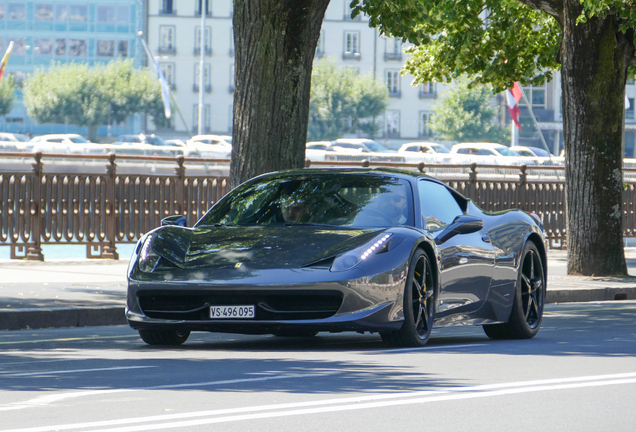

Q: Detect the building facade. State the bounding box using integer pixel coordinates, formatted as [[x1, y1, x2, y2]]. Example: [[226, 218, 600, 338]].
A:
[[0, 0, 144, 137]]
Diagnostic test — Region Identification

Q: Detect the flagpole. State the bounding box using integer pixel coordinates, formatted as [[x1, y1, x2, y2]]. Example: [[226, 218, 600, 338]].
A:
[[198, 3, 205, 136]]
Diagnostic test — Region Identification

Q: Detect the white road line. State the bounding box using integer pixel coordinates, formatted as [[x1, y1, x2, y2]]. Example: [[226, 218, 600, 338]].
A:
[[377, 343, 488, 353], [0, 366, 156, 378], [0, 371, 340, 412], [3, 371, 636, 432]]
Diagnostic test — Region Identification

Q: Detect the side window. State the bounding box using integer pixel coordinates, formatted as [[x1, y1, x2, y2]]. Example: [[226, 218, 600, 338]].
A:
[[418, 180, 463, 230]]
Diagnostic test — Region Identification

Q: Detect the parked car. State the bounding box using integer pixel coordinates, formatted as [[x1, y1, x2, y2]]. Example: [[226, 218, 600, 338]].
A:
[[0, 132, 32, 152], [398, 142, 451, 154], [512, 146, 552, 158], [306, 141, 331, 150], [127, 168, 547, 347], [29, 134, 104, 155], [398, 141, 456, 164], [183, 135, 232, 159], [108, 134, 183, 157], [450, 142, 539, 165], [325, 138, 404, 162]]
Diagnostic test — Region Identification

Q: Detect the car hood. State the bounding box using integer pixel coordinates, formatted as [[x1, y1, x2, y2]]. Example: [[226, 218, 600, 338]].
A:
[[149, 225, 385, 270]]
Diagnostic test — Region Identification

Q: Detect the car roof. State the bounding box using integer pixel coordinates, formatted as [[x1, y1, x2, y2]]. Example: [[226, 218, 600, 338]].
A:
[[452, 142, 507, 149]]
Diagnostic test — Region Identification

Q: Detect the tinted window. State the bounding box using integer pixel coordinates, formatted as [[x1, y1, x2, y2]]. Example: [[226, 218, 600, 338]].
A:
[[364, 141, 391, 152], [68, 136, 88, 143], [431, 145, 450, 153], [198, 174, 414, 228], [418, 180, 463, 230]]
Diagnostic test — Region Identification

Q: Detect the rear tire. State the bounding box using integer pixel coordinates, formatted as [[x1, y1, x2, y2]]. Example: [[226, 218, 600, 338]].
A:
[[381, 250, 435, 348], [483, 241, 545, 339], [138, 329, 190, 346]]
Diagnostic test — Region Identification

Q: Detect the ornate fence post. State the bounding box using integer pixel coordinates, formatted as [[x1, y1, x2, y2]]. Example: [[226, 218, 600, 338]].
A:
[[175, 155, 186, 219], [519, 165, 528, 211], [26, 152, 44, 261], [102, 153, 119, 259], [469, 162, 478, 201]]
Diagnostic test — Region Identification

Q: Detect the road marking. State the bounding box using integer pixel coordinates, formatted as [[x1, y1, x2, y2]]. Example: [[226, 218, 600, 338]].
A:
[[3, 371, 636, 432], [0, 335, 138, 346], [377, 343, 488, 354], [0, 371, 340, 412], [0, 366, 156, 378]]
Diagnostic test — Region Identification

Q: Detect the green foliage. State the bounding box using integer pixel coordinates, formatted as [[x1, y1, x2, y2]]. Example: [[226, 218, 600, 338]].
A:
[[351, 0, 561, 92], [23, 59, 170, 135], [432, 76, 509, 143], [0, 75, 16, 117], [308, 58, 388, 141]]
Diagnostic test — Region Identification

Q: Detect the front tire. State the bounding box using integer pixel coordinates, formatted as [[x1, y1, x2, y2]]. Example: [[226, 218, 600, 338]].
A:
[[138, 329, 190, 346], [483, 241, 545, 339], [381, 250, 435, 347]]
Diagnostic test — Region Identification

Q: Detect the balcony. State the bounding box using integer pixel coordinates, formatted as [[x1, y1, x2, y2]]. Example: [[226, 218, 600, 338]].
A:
[[388, 90, 401, 98], [384, 52, 402, 61], [342, 52, 361, 60], [159, 8, 176, 15], [419, 89, 436, 99], [192, 84, 212, 93], [195, 10, 212, 17], [157, 46, 176, 55], [193, 47, 212, 56]]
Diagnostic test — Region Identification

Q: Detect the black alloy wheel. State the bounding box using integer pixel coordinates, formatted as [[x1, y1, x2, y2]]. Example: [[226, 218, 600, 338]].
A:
[[138, 329, 190, 346], [483, 241, 545, 339], [381, 249, 436, 347]]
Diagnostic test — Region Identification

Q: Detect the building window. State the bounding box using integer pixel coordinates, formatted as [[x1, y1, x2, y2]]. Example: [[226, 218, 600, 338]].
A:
[[97, 40, 115, 57], [229, 27, 235, 56], [419, 82, 436, 98], [420, 112, 434, 137], [193, 104, 211, 132], [194, 64, 211, 92], [55, 39, 66, 56], [343, 31, 360, 59], [195, 27, 212, 55], [344, 0, 361, 20], [0, 5, 4, 19], [7, 3, 25, 20], [55, 5, 67, 21], [11, 38, 26, 55], [35, 4, 53, 21], [159, 26, 176, 54], [69, 39, 87, 56], [196, 0, 211, 17], [229, 64, 235, 93], [386, 70, 400, 97], [69, 5, 88, 22], [384, 37, 402, 61], [627, 98, 634, 120], [117, 5, 129, 24], [118, 40, 128, 57], [315, 31, 324, 58], [521, 82, 546, 108], [34, 38, 53, 55], [344, 67, 359, 78], [161, 0, 175, 15], [160, 63, 175, 90], [97, 5, 115, 22], [386, 111, 400, 137]]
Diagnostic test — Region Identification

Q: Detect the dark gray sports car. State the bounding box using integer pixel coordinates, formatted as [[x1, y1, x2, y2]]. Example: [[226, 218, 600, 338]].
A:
[[126, 168, 547, 347]]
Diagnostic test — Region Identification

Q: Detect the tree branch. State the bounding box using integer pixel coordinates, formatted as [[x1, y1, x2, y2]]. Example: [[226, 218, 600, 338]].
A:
[[516, 0, 563, 22]]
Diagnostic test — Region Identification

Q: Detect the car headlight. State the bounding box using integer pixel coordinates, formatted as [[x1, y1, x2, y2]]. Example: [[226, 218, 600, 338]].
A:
[[138, 236, 161, 273], [330, 233, 393, 272]]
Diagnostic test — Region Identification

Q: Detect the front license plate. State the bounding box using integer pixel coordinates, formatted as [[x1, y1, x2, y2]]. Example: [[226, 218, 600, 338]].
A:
[[210, 305, 255, 319]]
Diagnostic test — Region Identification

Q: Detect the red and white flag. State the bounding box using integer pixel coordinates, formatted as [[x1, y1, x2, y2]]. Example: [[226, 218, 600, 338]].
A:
[[506, 81, 523, 130], [0, 41, 14, 83]]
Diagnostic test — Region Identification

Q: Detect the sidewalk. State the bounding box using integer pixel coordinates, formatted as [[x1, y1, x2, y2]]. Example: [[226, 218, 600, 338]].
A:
[[1, 250, 636, 331]]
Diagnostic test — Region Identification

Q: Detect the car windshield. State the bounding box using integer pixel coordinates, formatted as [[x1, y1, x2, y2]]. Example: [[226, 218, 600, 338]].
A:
[[68, 136, 89, 143], [364, 141, 392, 152], [497, 147, 521, 156], [13, 134, 29, 142], [146, 136, 166, 146], [431, 144, 450, 153], [197, 173, 414, 228]]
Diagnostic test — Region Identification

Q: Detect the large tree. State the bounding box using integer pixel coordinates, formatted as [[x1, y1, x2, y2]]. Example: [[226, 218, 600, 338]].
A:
[[308, 58, 388, 141], [23, 59, 169, 142], [231, 0, 330, 187], [432, 76, 509, 143], [352, 0, 634, 276]]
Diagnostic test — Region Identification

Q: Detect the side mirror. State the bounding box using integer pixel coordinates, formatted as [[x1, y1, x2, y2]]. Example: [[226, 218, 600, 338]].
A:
[[435, 215, 483, 245], [161, 215, 187, 227]]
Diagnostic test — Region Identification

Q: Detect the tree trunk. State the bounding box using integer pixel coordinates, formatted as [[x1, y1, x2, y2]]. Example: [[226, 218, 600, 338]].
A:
[[562, 2, 633, 275], [231, 0, 330, 188], [87, 124, 98, 143]]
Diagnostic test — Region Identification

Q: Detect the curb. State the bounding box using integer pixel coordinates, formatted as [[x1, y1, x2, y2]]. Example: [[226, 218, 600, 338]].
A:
[[0, 306, 126, 331]]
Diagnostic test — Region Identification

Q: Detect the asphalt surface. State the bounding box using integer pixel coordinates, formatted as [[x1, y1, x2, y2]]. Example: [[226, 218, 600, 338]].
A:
[[1, 249, 636, 331]]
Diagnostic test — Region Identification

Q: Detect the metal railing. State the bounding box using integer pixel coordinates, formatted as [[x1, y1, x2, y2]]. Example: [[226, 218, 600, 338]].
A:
[[2, 152, 635, 259]]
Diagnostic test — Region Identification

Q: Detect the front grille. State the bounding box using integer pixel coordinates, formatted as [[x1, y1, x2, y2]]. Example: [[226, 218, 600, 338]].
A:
[[138, 291, 343, 321]]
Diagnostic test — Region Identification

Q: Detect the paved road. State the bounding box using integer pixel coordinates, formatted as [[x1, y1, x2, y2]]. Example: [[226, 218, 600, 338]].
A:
[[1, 301, 635, 432]]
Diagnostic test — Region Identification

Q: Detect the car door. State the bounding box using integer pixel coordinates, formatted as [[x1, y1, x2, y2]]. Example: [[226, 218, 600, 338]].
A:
[[418, 179, 495, 319]]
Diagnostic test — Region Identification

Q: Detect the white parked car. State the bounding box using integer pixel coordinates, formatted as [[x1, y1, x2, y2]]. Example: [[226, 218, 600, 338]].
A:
[[450, 142, 539, 165], [29, 134, 105, 155], [398, 141, 457, 164], [325, 138, 404, 163], [105, 134, 184, 157], [185, 135, 232, 158], [0, 132, 32, 152]]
